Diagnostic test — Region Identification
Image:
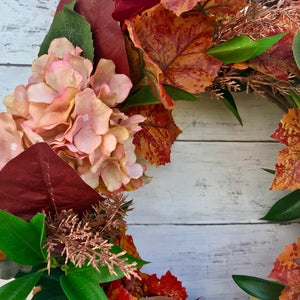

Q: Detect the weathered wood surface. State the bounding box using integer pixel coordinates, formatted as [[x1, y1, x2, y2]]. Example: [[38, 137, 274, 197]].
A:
[[1, 1, 299, 300]]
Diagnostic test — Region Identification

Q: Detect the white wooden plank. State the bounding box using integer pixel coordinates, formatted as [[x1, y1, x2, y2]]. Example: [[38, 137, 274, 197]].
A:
[[127, 223, 299, 300], [128, 141, 286, 224], [0, 0, 57, 65], [173, 92, 285, 141]]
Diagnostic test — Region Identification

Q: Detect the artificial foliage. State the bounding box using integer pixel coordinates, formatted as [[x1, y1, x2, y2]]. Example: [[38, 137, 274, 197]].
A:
[[0, 0, 300, 299]]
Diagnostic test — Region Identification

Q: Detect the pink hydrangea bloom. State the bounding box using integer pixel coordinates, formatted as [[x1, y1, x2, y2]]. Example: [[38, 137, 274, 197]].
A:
[[2, 37, 146, 194]]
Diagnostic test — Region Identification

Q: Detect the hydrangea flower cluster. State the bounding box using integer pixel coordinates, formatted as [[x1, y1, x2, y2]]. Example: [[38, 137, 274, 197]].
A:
[[1, 37, 146, 194]]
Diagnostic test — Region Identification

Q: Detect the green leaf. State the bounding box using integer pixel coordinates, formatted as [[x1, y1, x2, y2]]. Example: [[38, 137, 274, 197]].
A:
[[38, 0, 94, 63], [32, 268, 67, 299], [206, 32, 289, 63], [232, 275, 285, 300], [0, 271, 42, 300], [284, 90, 300, 109], [30, 213, 47, 259], [122, 86, 160, 110], [293, 30, 300, 70], [261, 168, 276, 175], [219, 90, 243, 126], [0, 210, 45, 265], [163, 84, 199, 101], [67, 244, 149, 284], [60, 274, 107, 300], [261, 190, 300, 221]]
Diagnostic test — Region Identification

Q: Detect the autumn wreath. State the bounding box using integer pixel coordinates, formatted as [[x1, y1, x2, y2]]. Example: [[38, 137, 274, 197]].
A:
[[0, 0, 299, 299]]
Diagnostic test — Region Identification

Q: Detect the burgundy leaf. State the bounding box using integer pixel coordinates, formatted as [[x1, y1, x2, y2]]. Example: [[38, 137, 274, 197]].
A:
[[0, 143, 104, 221], [56, 0, 130, 76], [112, 0, 160, 22]]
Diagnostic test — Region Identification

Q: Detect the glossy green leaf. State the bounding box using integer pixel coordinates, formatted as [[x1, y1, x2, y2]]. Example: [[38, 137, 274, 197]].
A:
[[60, 274, 107, 300], [232, 275, 285, 300], [261, 168, 276, 175], [67, 244, 148, 284], [122, 86, 160, 110], [0, 271, 42, 300], [33, 268, 67, 300], [30, 214, 47, 259], [0, 210, 45, 265], [261, 190, 300, 221], [38, 0, 94, 63], [163, 84, 199, 101], [284, 90, 300, 109], [293, 30, 300, 70], [206, 32, 288, 63], [219, 90, 243, 126]]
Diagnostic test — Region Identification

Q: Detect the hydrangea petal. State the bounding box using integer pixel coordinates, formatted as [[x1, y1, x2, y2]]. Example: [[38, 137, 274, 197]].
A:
[[46, 60, 84, 92], [99, 133, 117, 156], [101, 160, 123, 192], [27, 82, 57, 104], [0, 113, 24, 169], [48, 37, 76, 58]]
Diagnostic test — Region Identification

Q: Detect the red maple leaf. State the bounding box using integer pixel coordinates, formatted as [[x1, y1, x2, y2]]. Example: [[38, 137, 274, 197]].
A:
[[0, 143, 104, 221], [56, 0, 129, 76], [144, 270, 188, 300], [126, 104, 182, 165]]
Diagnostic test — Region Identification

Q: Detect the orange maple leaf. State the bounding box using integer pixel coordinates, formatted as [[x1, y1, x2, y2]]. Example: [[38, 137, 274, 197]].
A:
[[270, 109, 300, 190], [125, 104, 182, 165], [126, 4, 222, 107], [269, 237, 300, 286], [143, 270, 188, 300]]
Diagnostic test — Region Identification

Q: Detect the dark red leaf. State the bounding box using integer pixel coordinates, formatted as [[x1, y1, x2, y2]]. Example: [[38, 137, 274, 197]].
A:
[[0, 143, 104, 221], [56, 0, 130, 76], [112, 0, 160, 22]]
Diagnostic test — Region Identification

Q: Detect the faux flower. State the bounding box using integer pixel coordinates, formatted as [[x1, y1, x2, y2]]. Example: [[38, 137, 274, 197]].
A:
[[2, 37, 146, 194]]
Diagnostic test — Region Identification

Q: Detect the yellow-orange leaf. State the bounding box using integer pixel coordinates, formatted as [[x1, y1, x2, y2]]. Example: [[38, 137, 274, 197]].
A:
[[271, 109, 300, 191], [271, 109, 300, 148], [126, 4, 222, 103], [279, 285, 300, 300], [126, 104, 182, 166], [269, 237, 300, 286]]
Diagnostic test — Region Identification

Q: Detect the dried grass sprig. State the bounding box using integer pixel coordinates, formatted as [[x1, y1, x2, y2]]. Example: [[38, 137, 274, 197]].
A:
[[44, 194, 138, 279], [213, 0, 300, 45]]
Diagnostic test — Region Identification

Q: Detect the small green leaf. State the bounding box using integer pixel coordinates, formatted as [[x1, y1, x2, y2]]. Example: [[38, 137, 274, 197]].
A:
[[163, 84, 199, 101], [261, 190, 300, 221], [261, 168, 276, 175], [219, 90, 243, 126], [122, 86, 160, 110], [206, 32, 288, 63], [38, 0, 94, 63], [0, 271, 42, 300], [60, 274, 107, 300], [0, 210, 45, 265], [293, 30, 300, 70], [232, 275, 285, 300], [30, 213, 47, 259], [32, 268, 67, 299]]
